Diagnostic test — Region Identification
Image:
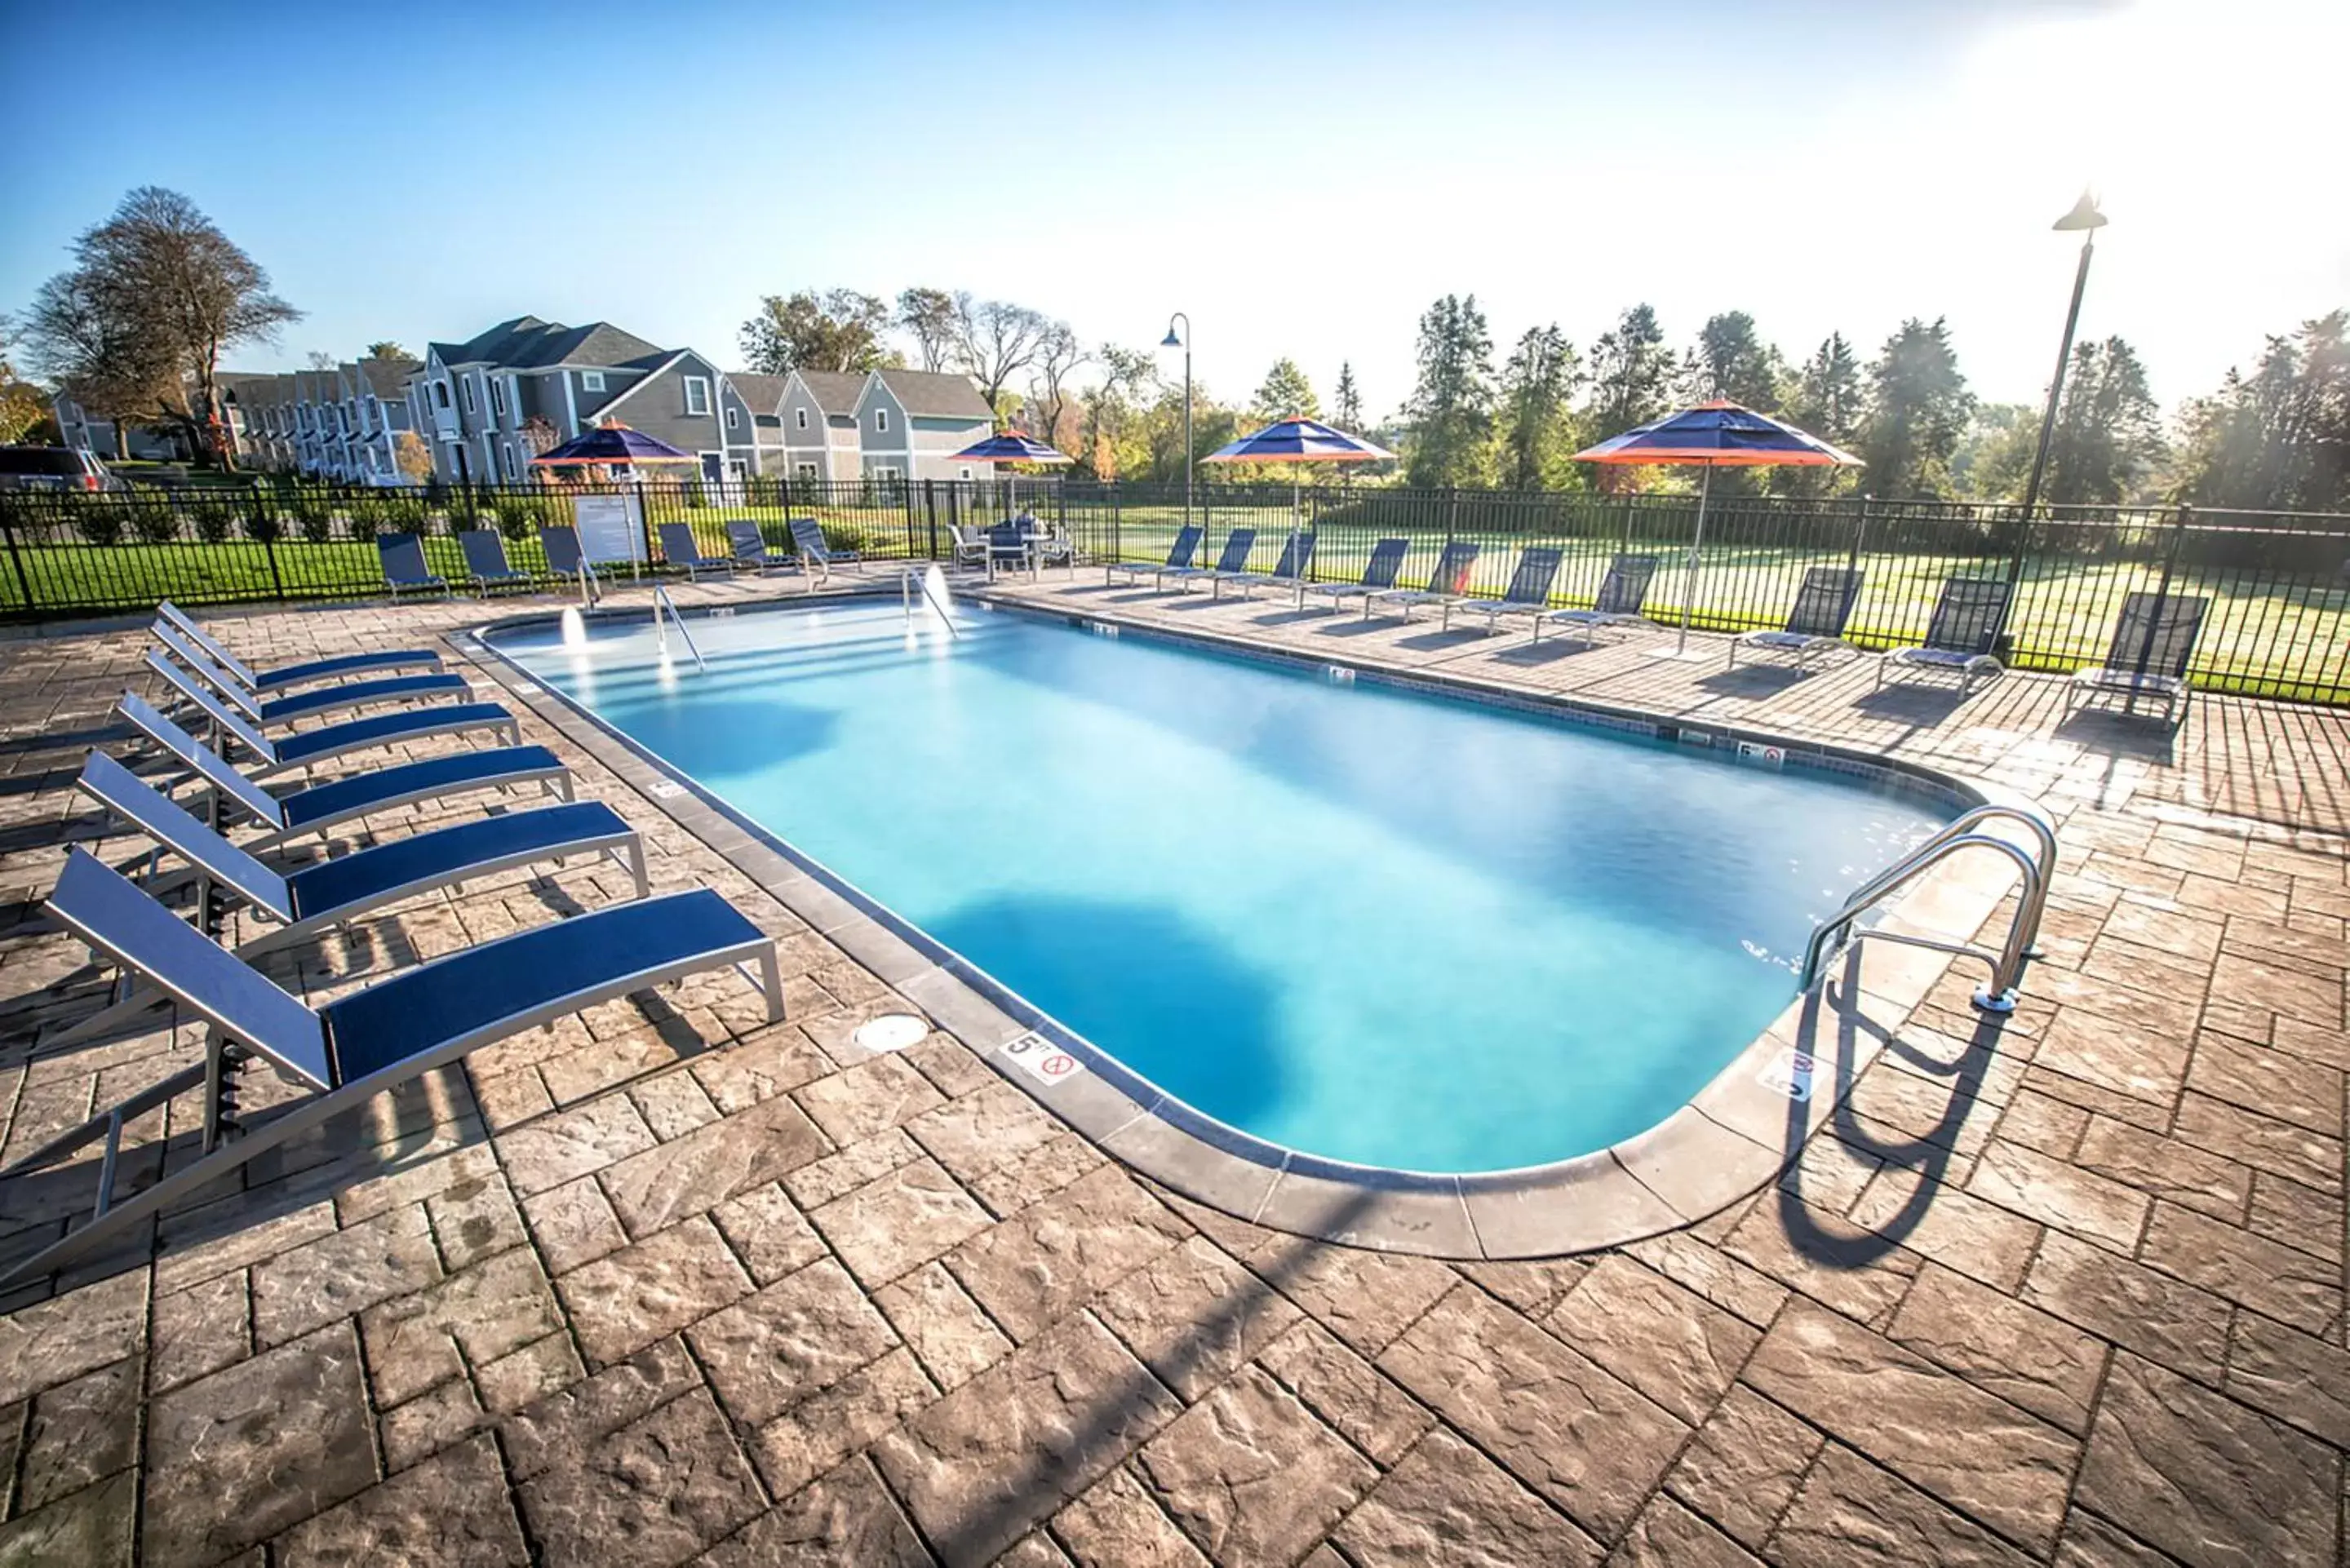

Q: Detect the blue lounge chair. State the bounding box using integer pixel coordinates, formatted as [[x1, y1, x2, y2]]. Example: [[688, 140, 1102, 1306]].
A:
[[1731, 567, 1864, 672], [2065, 591, 2207, 727], [74, 749, 645, 961], [1446, 546, 1563, 633], [1300, 538, 1408, 614], [1106, 525, 1204, 591], [157, 601, 441, 692], [1533, 554, 1661, 644], [1877, 578, 2011, 696], [1366, 540, 1481, 623], [0, 848, 780, 1291], [787, 517, 861, 580], [725, 520, 796, 574], [1213, 529, 1316, 601], [1159, 529, 1257, 596], [659, 523, 734, 581], [147, 653, 521, 780], [117, 692, 571, 856], [377, 533, 449, 599], [459, 529, 531, 596], [153, 623, 471, 725]]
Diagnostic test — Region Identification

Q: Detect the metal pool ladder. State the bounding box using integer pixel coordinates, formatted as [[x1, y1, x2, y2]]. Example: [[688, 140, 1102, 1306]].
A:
[[651, 586, 706, 672], [1798, 803, 2058, 1013]]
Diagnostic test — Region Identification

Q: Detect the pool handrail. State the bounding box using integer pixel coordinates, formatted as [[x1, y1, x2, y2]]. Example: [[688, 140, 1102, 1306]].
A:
[[1798, 801, 2057, 1012]]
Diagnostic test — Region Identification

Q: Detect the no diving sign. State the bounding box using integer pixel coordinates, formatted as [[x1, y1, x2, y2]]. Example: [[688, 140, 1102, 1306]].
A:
[[1758, 1048, 1816, 1102], [1002, 1033, 1085, 1087]]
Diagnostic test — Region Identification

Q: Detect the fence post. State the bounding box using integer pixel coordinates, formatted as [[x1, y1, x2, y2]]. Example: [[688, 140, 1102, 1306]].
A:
[[1111, 482, 1121, 573], [1847, 493, 1872, 570], [0, 500, 33, 611], [253, 489, 285, 600], [922, 479, 938, 560]]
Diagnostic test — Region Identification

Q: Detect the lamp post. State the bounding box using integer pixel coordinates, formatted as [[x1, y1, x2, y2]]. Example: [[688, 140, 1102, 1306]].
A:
[[1161, 312, 1191, 532], [2019, 193, 2109, 521]]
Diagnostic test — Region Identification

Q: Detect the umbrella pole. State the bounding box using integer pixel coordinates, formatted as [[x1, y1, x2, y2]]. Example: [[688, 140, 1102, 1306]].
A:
[[1675, 463, 1714, 657]]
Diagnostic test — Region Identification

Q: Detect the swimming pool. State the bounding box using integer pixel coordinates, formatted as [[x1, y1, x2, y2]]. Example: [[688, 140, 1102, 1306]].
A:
[[495, 598, 1950, 1174]]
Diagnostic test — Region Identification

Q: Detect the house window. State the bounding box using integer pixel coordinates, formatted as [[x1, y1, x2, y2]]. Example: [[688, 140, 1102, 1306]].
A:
[[725, 406, 739, 431], [683, 376, 710, 416], [459, 379, 474, 414], [500, 444, 516, 481], [794, 462, 818, 481], [491, 380, 507, 416], [795, 407, 809, 431], [959, 467, 973, 481], [435, 382, 450, 409], [873, 409, 889, 434], [581, 370, 605, 393]]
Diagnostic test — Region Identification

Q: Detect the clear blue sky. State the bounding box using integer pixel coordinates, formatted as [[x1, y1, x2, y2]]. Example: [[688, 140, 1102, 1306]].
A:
[[4, 0, 2341, 421]]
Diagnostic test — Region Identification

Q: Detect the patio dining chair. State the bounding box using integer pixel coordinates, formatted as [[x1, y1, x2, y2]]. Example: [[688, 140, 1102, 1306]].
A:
[[459, 529, 532, 596], [1876, 578, 2011, 696], [147, 653, 521, 780], [153, 623, 472, 726], [1299, 538, 1408, 614], [0, 848, 781, 1292], [1532, 554, 1661, 644], [157, 601, 441, 692], [2065, 591, 2209, 728], [1730, 566, 1864, 672], [1445, 546, 1563, 633], [945, 523, 991, 572], [376, 533, 449, 599], [1106, 525, 1204, 591], [1213, 529, 1316, 601], [1366, 540, 1481, 624]]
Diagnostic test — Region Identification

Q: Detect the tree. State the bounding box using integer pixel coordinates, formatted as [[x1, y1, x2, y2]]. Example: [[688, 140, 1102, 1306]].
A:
[[895, 288, 957, 372], [1080, 343, 1157, 480], [1024, 322, 1088, 451], [1496, 325, 1580, 490], [1332, 362, 1363, 433], [304, 351, 335, 370], [1683, 311, 1785, 410], [0, 315, 49, 445], [393, 429, 435, 483], [2174, 312, 2349, 513], [1249, 357, 1319, 423], [366, 340, 409, 361], [22, 187, 300, 469], [1582, 304, 1672, 439], [1401, 294, 1496, 488], [1858, 317, 1974, 498], [737, 289, 898, 374], [950, 295, 1049, 419], [1949, 403, 2037, 501], [2042, 337, 2164, 505], [1772, 332, 1864, 497]]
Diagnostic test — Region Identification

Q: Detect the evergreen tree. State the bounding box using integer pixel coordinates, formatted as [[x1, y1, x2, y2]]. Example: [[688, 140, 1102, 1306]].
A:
[[2043, 337, 2165, 505], [1496, 325, 1581, 490], [1682, 311, 1785, 410], [1949, 404, 2037, 501], [1858, 317, 1974, 498], [1772, 332, 1863, 497], [1332, 361, 1363, 433], [1582, 304, 1672, 437], [1401, 295, 1496, 488], [1249, 357, 1319, 423], [2175, 312, 2349, 512]]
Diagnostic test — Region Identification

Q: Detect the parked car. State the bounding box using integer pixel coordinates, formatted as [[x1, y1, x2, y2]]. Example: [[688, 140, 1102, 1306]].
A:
[[0, 446, 124, 493]]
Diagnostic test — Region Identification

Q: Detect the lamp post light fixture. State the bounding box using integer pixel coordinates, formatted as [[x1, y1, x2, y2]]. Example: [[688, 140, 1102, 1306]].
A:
[[2019, 192, 2109, 521], [1161, 312, 1191, 530]]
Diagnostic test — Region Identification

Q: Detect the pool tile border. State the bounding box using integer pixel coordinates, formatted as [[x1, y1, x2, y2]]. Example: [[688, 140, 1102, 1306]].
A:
[[457, 587, 2031, 1260]]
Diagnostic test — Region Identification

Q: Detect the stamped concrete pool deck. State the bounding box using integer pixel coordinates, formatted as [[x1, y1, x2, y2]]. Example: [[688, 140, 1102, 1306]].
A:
[[0, 569, 2343, 1566]]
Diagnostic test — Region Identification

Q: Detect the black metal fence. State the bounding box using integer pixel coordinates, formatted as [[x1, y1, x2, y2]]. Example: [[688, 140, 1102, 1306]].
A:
[[4, 476, 2347, 704]]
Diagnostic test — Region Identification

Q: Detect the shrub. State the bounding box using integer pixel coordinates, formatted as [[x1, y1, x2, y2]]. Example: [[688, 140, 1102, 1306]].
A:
[[244, 494, 282, 543], [290, 484, 337, 543], [377, 490, 428, 535], [73, 505, 125, 547], [132, 503, 184, 545], [188, 495, 237, 545]]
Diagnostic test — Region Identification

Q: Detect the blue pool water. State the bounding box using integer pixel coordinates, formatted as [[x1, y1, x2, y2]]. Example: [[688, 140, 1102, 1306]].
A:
[[500, 600, 1946, 1172]]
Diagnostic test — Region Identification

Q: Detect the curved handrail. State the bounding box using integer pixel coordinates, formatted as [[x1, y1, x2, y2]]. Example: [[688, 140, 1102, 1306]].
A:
[[1799, 802, 2058, 1012], [651, 586, 707, 672]]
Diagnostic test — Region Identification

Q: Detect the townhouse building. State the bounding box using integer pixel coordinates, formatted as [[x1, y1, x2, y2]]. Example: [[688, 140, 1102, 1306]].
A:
[[743, 367, 993, 483]]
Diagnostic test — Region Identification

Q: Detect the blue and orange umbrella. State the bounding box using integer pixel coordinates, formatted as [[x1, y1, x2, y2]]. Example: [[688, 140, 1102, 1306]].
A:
[[1204, 415, 1395, 543], [951, 430, 1075, 466], [530, 421, 699, 468], [1575, 400, 1861, 658]]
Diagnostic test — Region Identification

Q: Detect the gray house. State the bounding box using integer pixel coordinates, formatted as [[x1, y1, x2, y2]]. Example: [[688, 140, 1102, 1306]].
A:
[[723, 371, 790, 476], [853, 370, 995, 483], [583, 348, 757, 483]]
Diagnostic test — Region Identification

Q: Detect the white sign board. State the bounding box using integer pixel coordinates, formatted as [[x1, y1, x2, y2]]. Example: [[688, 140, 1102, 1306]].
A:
[[574, 493, 645, 566]]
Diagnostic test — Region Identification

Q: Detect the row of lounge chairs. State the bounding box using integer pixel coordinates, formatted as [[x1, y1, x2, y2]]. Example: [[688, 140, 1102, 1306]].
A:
[[377, 516, 862, 597], [1107, 529, 2210, 722], [0, 603, 787, 1291]]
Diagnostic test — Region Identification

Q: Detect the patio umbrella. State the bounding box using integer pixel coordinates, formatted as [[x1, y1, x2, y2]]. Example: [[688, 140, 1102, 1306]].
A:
[[1574, 400, 1860, 659], [1201, 415, 1395, 555], [530, 420, 700, 472], [951, 429, 1073, 520]]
